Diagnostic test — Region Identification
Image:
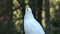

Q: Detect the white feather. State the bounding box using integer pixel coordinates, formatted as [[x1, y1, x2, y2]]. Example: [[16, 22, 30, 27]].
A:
[[24, 7, 45, 34]]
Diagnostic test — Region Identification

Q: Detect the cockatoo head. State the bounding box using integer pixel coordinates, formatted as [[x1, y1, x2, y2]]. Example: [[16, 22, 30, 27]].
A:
[[24, 5, 34, 19], [25, 4, 32, 14]]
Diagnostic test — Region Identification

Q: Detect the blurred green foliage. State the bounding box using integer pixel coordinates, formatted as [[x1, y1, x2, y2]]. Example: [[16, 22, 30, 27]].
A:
[[0, 0, 60, 34]]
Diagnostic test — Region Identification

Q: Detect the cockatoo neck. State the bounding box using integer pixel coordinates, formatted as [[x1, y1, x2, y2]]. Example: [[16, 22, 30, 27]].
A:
[[24, 7, 34, 20]]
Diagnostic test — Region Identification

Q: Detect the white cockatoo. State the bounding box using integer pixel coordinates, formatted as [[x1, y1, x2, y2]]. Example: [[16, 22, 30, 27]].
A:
[[24, 5, 45, 34]]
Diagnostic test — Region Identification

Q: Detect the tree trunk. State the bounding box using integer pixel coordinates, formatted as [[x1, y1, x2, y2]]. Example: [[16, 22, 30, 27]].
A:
[[45, 0, 51, 34], [37, 0, 43, 24]]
